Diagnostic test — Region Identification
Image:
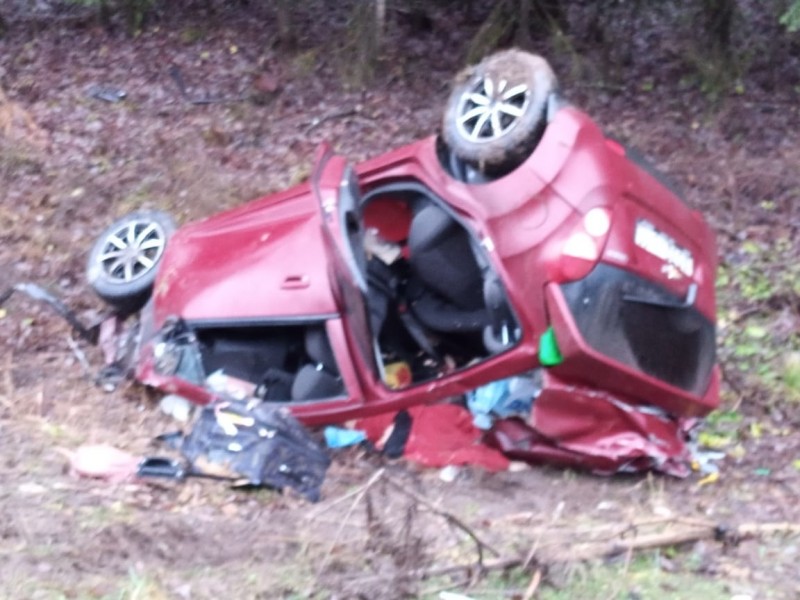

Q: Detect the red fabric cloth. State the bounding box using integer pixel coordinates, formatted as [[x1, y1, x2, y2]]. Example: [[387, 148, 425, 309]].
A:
[[356, 404, 510, 471]]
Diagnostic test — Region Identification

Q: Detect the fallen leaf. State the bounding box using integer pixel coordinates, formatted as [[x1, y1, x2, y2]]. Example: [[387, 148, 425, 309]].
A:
[[697, 472, 719, 486], [698, 431, 733, 449]]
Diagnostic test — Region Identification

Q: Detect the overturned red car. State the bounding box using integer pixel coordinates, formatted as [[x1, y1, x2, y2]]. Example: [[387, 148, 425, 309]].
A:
[[88, 51, 718, 476]]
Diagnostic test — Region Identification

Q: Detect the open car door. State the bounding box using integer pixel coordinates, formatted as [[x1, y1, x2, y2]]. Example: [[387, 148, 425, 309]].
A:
[[311, 146, 380, 389]]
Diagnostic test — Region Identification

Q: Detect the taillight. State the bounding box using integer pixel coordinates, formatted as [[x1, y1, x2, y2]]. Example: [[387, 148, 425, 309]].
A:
[[559, 207, 612, 281]]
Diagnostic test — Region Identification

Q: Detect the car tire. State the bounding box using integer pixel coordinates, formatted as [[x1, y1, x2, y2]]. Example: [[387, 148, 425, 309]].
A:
[[86, 210, 175, 314], [442, 49, 557, 173]]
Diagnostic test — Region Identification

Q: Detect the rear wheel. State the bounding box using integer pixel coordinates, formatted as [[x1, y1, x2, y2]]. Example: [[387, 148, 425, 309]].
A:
[[86, 210, 175, 314], [442, 50, 557, 173]]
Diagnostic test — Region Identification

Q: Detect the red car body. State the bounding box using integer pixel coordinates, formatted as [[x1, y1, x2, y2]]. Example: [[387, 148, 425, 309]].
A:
[[122, 105, 718, 475]]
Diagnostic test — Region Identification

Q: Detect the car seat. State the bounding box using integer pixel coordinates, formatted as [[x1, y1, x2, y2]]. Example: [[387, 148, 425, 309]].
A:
[[406, 204, 491, 334], [291, 326, 344, 401]]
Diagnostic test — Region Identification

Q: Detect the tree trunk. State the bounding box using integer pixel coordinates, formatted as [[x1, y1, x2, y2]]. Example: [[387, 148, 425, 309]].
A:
[[702, 0, 736, 59], [274, 0, 295, 47]]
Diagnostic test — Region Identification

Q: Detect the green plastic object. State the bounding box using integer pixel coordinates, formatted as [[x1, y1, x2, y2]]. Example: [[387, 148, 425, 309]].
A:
[[539, 326, 564, 366]]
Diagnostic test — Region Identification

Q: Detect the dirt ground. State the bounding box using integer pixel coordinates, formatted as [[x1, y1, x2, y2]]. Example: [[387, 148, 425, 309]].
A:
[[1, 3, 800, 599]]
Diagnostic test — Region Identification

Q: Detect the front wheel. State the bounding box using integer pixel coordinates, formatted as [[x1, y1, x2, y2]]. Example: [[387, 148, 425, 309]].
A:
[[442, 50, 557, 174], [86, 210, 175, 314]]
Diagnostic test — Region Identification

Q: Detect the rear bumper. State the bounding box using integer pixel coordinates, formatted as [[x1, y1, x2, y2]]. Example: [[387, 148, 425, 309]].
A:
[[545, 264, 720, 418]]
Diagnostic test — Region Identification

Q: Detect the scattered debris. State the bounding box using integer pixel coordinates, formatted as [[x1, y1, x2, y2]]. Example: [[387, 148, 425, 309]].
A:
[[58, 444, 140, 483], [153, 398, 330, 502], [324, 425, 367, 449], [159, 394, 193, 422], [0, 282, 98, 343], [87, 84, 127, 103]]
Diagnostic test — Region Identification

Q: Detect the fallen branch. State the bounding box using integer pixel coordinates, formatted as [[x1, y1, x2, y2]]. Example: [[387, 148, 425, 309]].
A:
[[540, 519, 800, 564], [338, 517, 800, 594], [384, 475, 501, 567]]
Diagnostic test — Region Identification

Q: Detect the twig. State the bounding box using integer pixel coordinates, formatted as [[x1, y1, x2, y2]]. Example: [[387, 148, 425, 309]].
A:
[[521, 568, 542, 600], [1, 350, 13, 411], [736, 522, 800, 537], [314, 467, 385, 577], [305, 467, 386, 521], [304, 108, 365, 134], [347, 557, 522, 586], [65, 334, 92, 378], [384, 476, 501, 565]]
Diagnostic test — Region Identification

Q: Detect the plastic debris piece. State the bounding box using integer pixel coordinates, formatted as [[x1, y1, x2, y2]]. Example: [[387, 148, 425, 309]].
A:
[[688, 443, 725, 475], [206, 370, 255, 400], [159, 394, 193, 422], [383, 361, 412, 389], [753, 467, 771, 477], [88, 84, 127, 103], [538, 326, 563, 366], [324, 426, 367, 449], [18, 482, 47, 495], [438, 465, 460, 482], [59, 444, 140, 483]]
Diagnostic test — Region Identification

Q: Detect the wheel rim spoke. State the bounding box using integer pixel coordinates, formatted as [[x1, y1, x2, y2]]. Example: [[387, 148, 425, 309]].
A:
[[458, 106, 488, 125], [135, 223, 159, 246], [490, 110, 503, 138], [99, 250, 123, 262], [107, 234, 128, 251], [138, 238, 164, 251], [137, 255, 155, 270], [502, 83, 528, 101], [107, 258, 125, 276], [498, 102, 524, 118], [126, 223, 137, 246], [470, 111, 491, 140], [468, 92, 490, 106], [482, 76, 494, 98]]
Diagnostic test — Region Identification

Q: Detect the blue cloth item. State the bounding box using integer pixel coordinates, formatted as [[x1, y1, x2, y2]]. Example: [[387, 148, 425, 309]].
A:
[[324, 426, 367, 449], [467, 373, 540, 429]]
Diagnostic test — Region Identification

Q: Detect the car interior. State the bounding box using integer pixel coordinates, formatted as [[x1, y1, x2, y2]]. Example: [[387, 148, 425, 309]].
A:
[[357, 181, 521, 384]]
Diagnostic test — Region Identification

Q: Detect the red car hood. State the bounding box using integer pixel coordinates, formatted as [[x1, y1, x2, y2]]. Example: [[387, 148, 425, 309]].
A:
[[152, 184, 338, 323]]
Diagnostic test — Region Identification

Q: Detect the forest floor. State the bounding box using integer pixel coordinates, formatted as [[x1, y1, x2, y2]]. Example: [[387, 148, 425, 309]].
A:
[[1, 3, 799, 599]]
